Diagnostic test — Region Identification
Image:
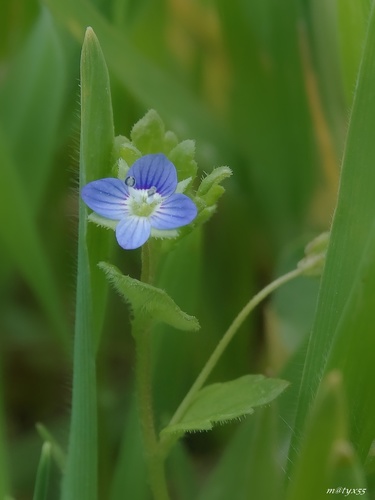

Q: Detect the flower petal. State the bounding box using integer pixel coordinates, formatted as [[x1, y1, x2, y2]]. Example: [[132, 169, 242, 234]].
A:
[[127, 154, 177, 196], [150, 193, 197, 230], [81, 178, 129, 220], [115, 216, 151, 250]]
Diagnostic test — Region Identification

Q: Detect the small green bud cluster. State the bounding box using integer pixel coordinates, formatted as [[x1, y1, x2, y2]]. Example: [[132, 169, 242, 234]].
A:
[[108, 109, 232, 246]]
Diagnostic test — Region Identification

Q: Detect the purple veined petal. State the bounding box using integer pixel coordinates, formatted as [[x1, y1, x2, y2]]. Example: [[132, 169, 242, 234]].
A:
[[126, 154, 177, 197], [150, 193, 197, 230], [115, 215, 151, 250], [81, 178, 129, 220]]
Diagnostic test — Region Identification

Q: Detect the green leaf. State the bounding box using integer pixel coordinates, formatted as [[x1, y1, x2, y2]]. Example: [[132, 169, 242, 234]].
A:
[[215, 0, 316, 245], [32, 442, 52, 500], [109, 393, 149, 500], [197, 166, 233, 197], [328, 441, 370, 500], [36, 423, 65, 473], [0, 7, 66, 211], [287, 371, 348, 500], [0, 127, 69, 346], [336, 0, 372, 106], [197, 166, 232, 206], [62, 27, 115, 500], [161, 374, 288, 436], [169, 140, 197, 181], [130, 109, 165, 154], [80, 26, 115, 350], [289, 2, 375, 470], [99, 262, 200, 332], [113, 136, 141, 170]]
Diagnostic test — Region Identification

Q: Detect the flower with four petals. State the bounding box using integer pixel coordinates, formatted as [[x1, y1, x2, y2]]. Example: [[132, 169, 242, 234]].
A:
[[81, 153, 197, 249]]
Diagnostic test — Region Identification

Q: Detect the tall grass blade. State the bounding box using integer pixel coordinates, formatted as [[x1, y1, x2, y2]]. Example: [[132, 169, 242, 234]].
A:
[[32, 443, 52, 500], [290, 0, 375, 468], [61, 27, 114, 500], [0, 7, 66, 210], [0, 127, 69, 345]]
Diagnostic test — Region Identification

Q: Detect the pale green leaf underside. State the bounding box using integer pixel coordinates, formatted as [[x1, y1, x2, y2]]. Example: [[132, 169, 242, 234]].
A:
[[99, 262, 200, 332], [162, 375, 289, 436]]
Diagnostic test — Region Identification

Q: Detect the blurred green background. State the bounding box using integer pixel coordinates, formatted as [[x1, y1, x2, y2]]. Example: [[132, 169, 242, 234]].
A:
[[0, 0, 371, 498]]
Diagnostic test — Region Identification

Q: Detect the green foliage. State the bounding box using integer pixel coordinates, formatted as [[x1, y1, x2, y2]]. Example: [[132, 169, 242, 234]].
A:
[[290, 2, 375, 474], [99, 262, 200, 332], [196, 166, 232, 206], [0, 7, 69, 347], [161, 375, 288, 436], [90, 109, 231, 248], [36, 424, 65, 473], [43, 0, 234, 165], [287, 371, 348, 500], [130, 109, 166, 154], [61, 27, 114, 500], [2, 0, 375, 498], [0, 7, 66, 211], [32, 443, 52, 500], [168, 140, 197, 181], [0, 128, 69, 346], [198, 407, 283, 500]]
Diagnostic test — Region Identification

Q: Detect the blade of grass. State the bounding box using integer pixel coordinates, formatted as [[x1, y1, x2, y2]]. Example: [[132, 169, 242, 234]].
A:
[[42, 0, 235, 165], [215, 0, 316, 245], [32, 443, 52, 500], [0, 7, 66, 211], [109, 394, 150, 500], [0, 127, 69, 346], [198, 406, 282, 500], [335, 0, 371, 106], [287, 371, 348, 500], [305, 0, 346, 155], [289, 0, 375, 469], [61, 27, 114, 500]]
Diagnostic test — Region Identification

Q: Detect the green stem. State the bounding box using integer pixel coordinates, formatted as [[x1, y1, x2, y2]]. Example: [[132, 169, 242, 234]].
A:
[[135, 244, 169, 500], [141, 240, 156, 284], [135, 323, 170, 500], [160, 266, 304, 452]]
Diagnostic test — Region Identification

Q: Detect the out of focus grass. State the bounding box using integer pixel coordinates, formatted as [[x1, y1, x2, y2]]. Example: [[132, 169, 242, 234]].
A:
[[1, 0, 374, 499]]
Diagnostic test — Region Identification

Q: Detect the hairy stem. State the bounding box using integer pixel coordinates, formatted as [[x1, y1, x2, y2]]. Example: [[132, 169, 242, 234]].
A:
[[160, 266, 304, 453], [135, 322, 170, 500], [135, 243, 169, 499]]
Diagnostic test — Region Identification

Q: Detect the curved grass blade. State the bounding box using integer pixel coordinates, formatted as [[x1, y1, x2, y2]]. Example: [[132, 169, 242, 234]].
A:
[[289, 0, 375, 470]]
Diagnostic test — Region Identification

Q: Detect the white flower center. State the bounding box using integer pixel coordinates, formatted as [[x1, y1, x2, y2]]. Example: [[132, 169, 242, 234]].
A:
[[127, 186, 162, 217]]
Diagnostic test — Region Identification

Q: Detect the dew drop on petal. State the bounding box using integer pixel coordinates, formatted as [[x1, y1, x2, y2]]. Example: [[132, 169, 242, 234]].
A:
[[125, 176, 136, 187]]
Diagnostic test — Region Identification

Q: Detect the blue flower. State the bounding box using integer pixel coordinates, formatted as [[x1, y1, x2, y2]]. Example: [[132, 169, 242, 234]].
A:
[[81, 153, 197, 250]]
